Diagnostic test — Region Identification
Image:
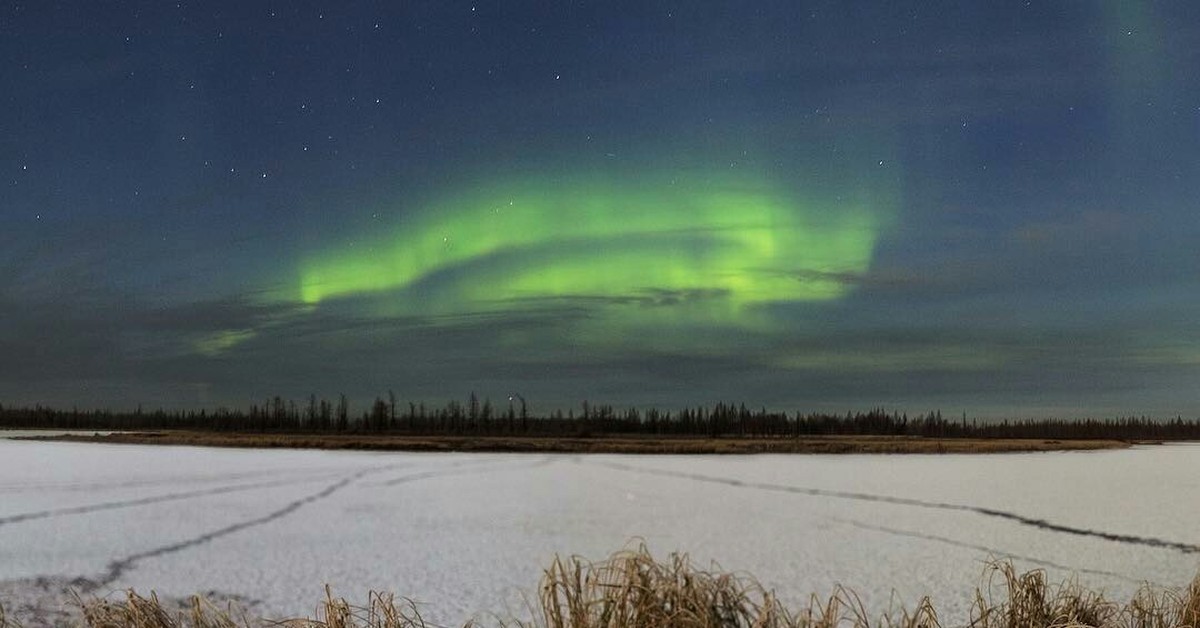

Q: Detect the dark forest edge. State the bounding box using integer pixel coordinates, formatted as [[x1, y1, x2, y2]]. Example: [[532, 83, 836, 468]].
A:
[[2, 394, 1199, 446], [12, 432, 1132, 454]]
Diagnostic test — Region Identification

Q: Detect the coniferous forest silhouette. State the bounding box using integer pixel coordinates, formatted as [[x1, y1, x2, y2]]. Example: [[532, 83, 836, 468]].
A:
[[3, 395, 1200, 441]]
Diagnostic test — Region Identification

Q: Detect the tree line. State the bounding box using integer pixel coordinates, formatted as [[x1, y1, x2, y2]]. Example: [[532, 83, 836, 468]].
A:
[[3, 395, 1200, 441]]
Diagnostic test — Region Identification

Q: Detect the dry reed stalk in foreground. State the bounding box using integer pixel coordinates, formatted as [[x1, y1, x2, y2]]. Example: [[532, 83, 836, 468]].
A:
[[289, 588, 438, 628], [40, 546, 1200, 628], [0, 601, 14, 628], [967, 560, 1200, 628], [76, 590, 246, 628], [538, 547, 794, 627], [970, 562, 1118, 628], [536, 545, 944, 628]]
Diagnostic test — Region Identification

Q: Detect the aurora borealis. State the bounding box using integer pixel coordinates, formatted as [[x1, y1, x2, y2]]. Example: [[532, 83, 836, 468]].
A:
[[4, 2, 1200, 416], [297, 173, 889, 309]]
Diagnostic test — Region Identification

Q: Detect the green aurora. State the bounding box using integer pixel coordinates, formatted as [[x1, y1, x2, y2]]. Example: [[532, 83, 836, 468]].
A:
[[297, 173, 894, 321]]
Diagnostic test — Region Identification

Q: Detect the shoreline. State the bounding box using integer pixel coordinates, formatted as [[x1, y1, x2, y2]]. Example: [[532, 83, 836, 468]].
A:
[[13, 430, 1135, 454]]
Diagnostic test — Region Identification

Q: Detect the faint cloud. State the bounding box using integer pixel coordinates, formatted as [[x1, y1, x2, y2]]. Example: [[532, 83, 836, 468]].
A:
[[502, 287, 732, 309], [193, 329, 258, 357], [1013, 210, 1135, 249], [785, 268, 929, 290], [773, 346, 1003, 373]]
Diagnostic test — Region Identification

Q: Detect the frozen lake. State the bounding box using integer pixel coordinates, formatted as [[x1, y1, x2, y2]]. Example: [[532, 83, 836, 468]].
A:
[[1, 439, 1198, 624]]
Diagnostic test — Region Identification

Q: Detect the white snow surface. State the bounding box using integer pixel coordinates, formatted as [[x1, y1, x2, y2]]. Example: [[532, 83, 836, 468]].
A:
[[1, 440, 1198, 625]]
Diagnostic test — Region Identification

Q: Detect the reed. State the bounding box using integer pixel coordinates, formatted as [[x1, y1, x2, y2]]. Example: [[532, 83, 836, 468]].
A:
[[9, 546, 1198, 628]]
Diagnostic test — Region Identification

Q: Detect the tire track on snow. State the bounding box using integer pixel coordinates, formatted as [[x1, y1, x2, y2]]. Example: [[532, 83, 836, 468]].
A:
[[0, 472, 345, 527], [0, 466, 350, 495], [91, 465, 391, 588], [86, 457, 553, 590], [589, 460, 1200, 554], [378, 455, 553, 486], [832, 518, 1148, 584]]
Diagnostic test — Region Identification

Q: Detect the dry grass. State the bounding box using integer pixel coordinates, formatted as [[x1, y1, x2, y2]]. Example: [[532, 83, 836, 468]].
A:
[[536, 547, 796, 627], [0, 601, 13, 628], [28, 432, 1129, 455], [10, 546, 1199, 628], [968, 560, 1200, 628], [534, 546, 945, 628], [72, 589, 435, 628], [76, 591, 246, 628]]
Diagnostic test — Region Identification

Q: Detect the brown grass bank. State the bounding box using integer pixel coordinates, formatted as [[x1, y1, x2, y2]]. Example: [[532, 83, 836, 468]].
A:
[[2, 546, 1197, 628], [21, 431, 1131, 454]]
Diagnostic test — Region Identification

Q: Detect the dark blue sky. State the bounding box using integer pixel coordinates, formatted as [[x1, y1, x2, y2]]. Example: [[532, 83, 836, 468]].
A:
[[3, 1, 1200, 417]]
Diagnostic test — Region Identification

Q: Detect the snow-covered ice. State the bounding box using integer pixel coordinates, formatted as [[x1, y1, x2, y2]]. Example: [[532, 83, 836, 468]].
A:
[[1, 439, 1198, 625]]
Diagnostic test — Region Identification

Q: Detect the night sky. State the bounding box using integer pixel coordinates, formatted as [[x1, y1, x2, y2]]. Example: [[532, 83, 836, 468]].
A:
[[4, 2, 1200, 417]]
